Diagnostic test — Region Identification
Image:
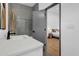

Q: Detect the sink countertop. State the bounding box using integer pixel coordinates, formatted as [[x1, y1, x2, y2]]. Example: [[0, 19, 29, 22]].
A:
[[0, 35, 43, 56]]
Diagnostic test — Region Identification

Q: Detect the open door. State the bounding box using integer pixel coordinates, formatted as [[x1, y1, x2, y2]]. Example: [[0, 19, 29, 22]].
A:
[[32, 10, 46, 44], [32, 10, 47, 55], [46, 4, 60, 56]]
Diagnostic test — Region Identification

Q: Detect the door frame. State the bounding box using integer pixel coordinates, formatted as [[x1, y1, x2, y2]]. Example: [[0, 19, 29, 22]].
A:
[[44, 3, 61, 56]]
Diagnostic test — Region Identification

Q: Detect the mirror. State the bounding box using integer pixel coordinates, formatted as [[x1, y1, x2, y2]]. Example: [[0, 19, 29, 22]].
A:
[[0, 3, 6, 30], [2, 3, 6, 30], [0, 3, 1, 29], [8, 3, 33, 36]]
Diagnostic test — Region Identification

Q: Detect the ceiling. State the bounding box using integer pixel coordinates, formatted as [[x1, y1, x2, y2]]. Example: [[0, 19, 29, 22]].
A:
[[20, 3, 36, 7]]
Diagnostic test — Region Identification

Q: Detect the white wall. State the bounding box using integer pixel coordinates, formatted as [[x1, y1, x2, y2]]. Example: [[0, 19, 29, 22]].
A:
[[47, 13, 59, 29], [47, 4, 59, 34], [61, 3, 79, 56]]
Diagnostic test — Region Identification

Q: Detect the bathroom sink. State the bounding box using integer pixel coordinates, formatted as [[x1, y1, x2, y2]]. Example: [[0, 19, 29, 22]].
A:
[[10, 35, 34, 40], [0, 35, 43, 56]]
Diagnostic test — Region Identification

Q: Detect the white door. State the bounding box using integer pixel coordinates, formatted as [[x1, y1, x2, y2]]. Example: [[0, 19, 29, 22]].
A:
[[61, 3, 79, 56]]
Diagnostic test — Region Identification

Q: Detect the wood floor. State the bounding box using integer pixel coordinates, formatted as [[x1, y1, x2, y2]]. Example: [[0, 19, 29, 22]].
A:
[[47, 38, 59, 56]]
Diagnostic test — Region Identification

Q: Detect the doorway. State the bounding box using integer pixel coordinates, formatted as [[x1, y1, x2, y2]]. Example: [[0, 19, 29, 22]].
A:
[[46, 3, 60, 56]]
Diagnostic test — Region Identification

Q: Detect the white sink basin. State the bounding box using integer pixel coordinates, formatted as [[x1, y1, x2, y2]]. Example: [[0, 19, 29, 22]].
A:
[[0, 35, 44, 56]]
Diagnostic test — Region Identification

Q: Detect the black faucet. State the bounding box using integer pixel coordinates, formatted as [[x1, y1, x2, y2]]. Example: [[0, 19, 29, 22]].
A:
[[7, 31, 10, 40]]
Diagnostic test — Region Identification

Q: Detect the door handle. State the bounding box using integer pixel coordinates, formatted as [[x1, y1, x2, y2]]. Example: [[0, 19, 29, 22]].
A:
[[32, 30, 35, 33], [44, 28, 46, 31]]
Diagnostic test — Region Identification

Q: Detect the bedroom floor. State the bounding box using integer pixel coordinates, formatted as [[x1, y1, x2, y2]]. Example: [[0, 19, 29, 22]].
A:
[[47, 38, 59, 56]]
